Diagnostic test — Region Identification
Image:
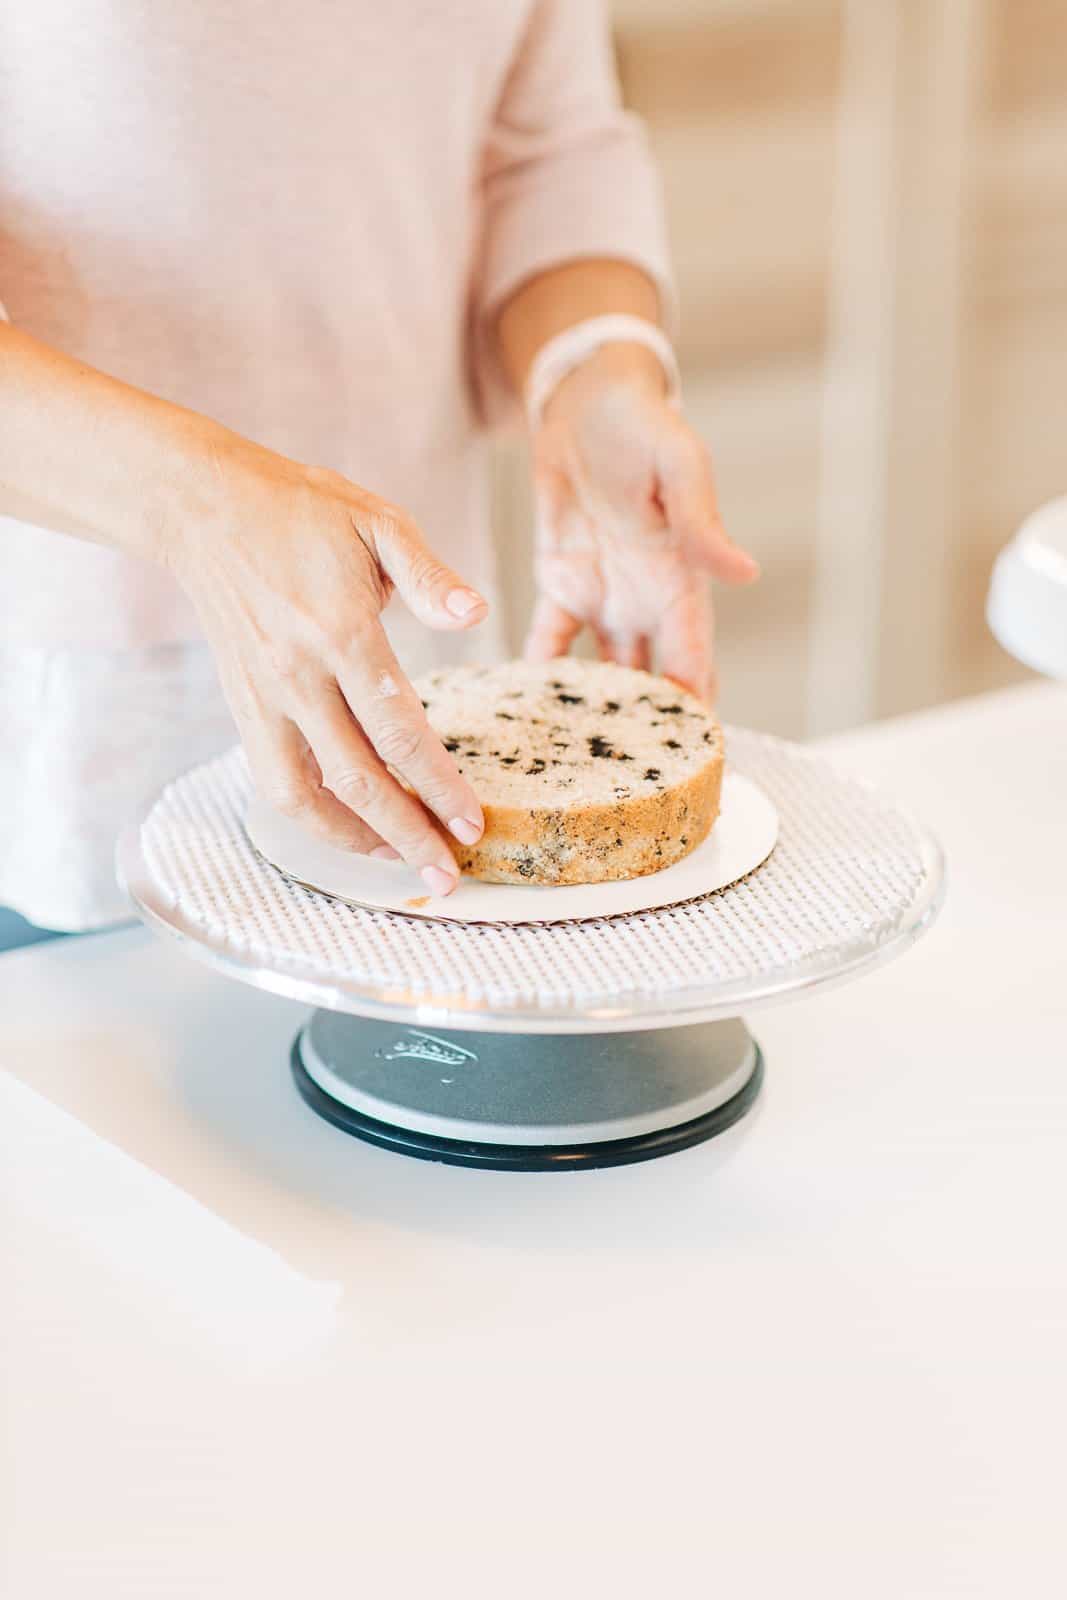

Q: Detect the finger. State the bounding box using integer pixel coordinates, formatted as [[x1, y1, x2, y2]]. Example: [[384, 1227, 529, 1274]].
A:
[[237, 703, 395, 857], [336, 628, 484, 848], [614, 635, 652, 672], [525, 595, 582, 660], [656, 581, 716, 703], [532, 459, 573, 536], [661, 437, 759, 586], [298, 682, 463, 895], [592, 626, 651, 672], [369, 510, 488, 631]]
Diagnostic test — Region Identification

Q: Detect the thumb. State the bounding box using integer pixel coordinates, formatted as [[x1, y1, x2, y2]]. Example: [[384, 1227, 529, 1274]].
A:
[[662, 438, 760, 586], [373, 512, 489, 631]]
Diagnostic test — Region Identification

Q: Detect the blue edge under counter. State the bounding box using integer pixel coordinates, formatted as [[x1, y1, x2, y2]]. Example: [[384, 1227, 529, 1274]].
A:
[[0, 907, 66, 953]]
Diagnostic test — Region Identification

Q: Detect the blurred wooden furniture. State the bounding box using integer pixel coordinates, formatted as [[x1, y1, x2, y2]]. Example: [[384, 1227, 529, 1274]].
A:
[[491, 0, 1064, 737]]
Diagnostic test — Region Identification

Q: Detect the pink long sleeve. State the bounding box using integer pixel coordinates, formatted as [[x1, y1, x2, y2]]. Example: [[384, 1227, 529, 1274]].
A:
[[471, 0, 675, 425], [1, 1, 674, 648]]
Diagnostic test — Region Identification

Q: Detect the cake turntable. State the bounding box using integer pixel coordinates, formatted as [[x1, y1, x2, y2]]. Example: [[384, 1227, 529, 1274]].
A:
[[118, 728, 944, 1171]]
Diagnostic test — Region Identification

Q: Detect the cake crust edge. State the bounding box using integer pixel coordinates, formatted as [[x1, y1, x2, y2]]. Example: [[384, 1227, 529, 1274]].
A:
[[448, 750, 724, 886]]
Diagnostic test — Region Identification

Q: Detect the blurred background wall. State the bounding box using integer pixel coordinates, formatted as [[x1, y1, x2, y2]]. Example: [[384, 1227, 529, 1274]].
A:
[[492, 0, 1066, 737]]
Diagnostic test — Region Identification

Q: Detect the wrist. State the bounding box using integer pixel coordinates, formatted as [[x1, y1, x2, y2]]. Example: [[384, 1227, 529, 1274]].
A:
[[524, 314, 680, 429], [541, 341, 668, 425], [141, 418, 239, 583]]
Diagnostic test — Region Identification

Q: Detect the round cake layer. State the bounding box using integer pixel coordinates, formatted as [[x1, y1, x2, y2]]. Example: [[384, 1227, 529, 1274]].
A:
[[414, 658, 724, 885]]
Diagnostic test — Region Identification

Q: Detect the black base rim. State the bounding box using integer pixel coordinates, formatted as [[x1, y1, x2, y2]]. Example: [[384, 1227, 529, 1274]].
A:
[[289, 1035, 764, 1171]]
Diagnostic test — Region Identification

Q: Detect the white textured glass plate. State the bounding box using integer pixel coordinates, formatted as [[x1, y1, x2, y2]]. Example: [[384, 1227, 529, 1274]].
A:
[[121, 730, 944, 1033], [243, 770, 778, 926]]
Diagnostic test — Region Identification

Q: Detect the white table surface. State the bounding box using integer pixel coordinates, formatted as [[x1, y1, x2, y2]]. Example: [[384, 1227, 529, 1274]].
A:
[[3, 682, 1065, 1599]]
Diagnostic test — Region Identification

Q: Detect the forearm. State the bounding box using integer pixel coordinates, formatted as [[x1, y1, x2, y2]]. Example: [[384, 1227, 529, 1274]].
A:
[[495, 259, 665, 400], [0, 323, 227, 562]]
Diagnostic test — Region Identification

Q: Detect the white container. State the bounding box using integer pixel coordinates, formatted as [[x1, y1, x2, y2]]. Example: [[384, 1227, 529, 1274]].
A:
[[987, 496, 1067, 680]]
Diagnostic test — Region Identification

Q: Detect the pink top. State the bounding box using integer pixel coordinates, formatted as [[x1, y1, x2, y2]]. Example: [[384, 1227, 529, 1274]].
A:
[[0, 0, 670, 658]]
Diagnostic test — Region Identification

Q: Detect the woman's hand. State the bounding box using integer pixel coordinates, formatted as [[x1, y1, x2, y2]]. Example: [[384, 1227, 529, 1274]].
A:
[[0, 327, 485, 895], [525, 344, 759, 701], [168, 432, 488, 896]]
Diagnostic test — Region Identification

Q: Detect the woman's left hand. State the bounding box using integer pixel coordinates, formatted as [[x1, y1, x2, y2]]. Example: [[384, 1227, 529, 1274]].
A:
[[525, 343, 759, 702]]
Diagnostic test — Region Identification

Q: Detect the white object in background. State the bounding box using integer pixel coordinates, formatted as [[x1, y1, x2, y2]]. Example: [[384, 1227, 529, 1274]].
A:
[[245, 769, 779, 926], [0, 641, 234, 931], [987, 496, 1067, 680]]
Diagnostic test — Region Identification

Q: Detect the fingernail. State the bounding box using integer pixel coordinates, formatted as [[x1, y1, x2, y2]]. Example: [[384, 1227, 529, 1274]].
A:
[[370, 844, 402, 861], [448, 815, 482, 845], [421, 864, 458, 897], [445, 587, 486, 620]]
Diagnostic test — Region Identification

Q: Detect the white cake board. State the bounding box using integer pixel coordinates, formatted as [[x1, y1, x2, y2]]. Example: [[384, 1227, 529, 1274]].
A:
[[244, 770, 778, 926]]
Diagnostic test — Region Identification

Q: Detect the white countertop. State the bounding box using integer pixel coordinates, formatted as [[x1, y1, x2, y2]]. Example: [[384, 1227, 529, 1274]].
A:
[[3, 682, 1065, 1598]]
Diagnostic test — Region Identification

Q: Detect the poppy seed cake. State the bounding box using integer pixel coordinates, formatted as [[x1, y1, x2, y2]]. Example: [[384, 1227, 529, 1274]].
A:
[[415, 658, 724, 885]]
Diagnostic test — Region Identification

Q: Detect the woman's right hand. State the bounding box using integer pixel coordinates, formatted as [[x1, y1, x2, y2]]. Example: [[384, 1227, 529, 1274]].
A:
[[0, 325, 483, 895], [167, 430, 488, 897]]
